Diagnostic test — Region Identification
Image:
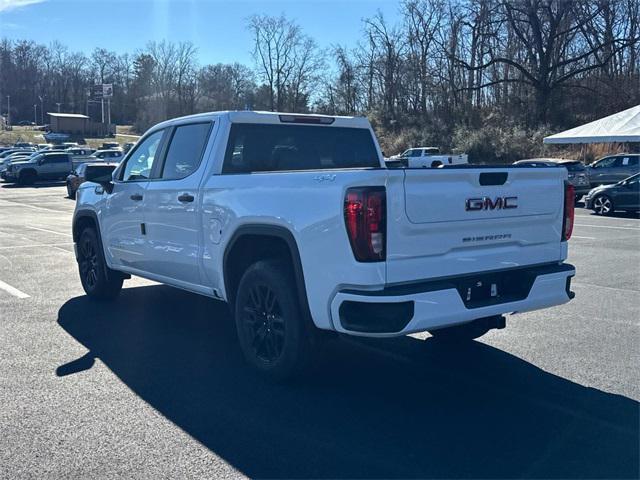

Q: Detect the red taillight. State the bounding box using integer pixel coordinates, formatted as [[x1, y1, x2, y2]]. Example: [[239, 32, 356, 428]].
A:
[[562, 183, 575, 241], [344, 187, 386, 262]]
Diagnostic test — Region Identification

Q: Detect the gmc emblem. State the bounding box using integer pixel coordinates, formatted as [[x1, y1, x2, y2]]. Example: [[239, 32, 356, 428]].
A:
[[466, 196, 518, 211]]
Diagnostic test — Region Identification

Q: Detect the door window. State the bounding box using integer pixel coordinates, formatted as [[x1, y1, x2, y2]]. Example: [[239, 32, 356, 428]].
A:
[[160, 123, 212, 180], [594, 157, 619, 168], [120, 130, 165, 181]]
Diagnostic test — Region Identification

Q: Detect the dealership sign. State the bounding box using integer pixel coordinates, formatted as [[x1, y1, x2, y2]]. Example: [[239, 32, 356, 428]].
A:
[[92, 84, 113, 99]]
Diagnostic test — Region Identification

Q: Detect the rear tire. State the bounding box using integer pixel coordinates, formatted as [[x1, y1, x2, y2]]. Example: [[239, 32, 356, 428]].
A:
[[67, 182, 76, 200], [77, 228, 123, 300], [429, 319, 492, 342], [592, 194, 614, 215], [234, 259, 312, 380]]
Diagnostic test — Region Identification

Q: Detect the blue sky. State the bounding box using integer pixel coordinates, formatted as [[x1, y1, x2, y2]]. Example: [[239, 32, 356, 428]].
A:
[[0, 0, 401, 65]]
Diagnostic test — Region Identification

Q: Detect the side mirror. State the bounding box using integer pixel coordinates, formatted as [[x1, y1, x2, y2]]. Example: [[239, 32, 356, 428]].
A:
[[37, 159, 44, 165], [85, 164, 115, 193]]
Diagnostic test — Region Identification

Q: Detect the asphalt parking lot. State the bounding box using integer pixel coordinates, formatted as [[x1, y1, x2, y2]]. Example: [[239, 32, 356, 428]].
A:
[[0, 182, 638, 479]]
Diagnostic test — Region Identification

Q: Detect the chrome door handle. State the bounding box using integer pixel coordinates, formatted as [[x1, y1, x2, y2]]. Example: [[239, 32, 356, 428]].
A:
[[130, 194, 143, 201]]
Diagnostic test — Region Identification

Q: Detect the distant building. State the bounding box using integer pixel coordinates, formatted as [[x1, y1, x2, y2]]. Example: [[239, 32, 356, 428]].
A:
[[48, 113, 90, 134]]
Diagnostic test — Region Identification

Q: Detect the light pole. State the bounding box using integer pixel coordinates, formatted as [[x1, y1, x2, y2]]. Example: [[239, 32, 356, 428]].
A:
[[6, 95, 10, 128], [38, 95, 44, 125], [34, 104, 37, 126], [56, 102, 61, 113]]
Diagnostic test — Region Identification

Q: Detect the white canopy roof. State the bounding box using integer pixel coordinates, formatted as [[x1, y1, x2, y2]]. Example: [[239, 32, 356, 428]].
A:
[[543, 105, 640, 144]]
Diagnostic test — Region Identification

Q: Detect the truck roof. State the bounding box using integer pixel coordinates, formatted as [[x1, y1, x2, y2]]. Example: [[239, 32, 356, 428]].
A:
[[152, 110, 371, 131]]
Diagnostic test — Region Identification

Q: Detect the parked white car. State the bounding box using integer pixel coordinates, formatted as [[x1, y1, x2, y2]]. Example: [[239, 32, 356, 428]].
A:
[[72, 111, 576, 378], [388, 147, 469, 168], [67, 147, 96, 163], [89, 149, 124, 162]]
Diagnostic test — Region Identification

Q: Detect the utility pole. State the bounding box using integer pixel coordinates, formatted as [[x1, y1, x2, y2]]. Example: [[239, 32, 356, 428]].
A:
[[101, 98, 105, 123], [34, 104, 37, 125], [6, 95, 10, 128], [38, 95, 44, 125]]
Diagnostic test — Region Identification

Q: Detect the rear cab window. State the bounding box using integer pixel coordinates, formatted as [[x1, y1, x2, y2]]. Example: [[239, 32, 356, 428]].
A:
[[222, 123, 379, 174], [160, 122, 212, 180]]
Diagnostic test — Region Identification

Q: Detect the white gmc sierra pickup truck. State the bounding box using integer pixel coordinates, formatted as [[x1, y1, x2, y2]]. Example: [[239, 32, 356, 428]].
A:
[[73, 111, 576, 378]]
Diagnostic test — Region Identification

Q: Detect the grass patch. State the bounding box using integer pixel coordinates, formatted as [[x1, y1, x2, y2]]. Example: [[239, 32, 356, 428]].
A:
[[1, 126, 139, 149]]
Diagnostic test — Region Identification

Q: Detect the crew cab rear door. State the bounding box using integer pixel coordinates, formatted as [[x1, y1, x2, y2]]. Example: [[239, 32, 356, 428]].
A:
[[385, 167, 566, 284], [142, 121, 215, 287]]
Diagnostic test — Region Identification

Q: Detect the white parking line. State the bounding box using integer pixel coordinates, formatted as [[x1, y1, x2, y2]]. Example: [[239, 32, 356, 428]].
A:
[[0, 199, 70, 213], [574, 224, 640, 231], [0, 243, 74, 250], [26, 226, 72, 237], [571, 235, 596, 240], [0, 279, 29, 298], [573, 281, 639, 295]]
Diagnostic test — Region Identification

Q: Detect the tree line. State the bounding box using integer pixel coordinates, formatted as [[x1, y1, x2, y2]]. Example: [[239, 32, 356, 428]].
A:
[[1, 0, 638, 162]]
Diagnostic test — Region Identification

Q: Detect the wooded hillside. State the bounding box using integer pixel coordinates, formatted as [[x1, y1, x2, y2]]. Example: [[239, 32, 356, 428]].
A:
[[1, 0, 638, 162]]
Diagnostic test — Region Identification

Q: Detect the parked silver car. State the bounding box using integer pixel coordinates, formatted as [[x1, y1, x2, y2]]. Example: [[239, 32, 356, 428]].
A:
[[513, 158, 591, 199]]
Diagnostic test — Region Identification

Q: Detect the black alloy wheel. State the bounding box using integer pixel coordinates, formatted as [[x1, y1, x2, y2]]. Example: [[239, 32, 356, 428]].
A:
[[240, 283, 286, 365], [79, 234, 99, 290], [234, 259, 312, 379], [77, 228, 123, 300]]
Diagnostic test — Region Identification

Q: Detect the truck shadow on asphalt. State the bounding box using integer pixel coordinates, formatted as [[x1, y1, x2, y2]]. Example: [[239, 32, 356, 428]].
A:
[[57, 285, 638, 479]]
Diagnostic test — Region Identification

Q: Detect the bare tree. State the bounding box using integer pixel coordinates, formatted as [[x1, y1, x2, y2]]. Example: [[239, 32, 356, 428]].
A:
[[453, 0, 640, 122], [248, 14, 300, 111]]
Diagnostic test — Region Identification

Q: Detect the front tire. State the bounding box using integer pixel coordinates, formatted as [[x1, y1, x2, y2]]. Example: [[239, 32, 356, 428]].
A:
[[592, 194, 614, 215], [67, 182, 76, 200], [77, 228, 123, 300], [234, 259, 312, 380]]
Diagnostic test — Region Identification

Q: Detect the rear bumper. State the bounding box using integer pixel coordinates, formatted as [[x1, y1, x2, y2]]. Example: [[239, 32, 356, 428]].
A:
[[330, 263, 575, 337]]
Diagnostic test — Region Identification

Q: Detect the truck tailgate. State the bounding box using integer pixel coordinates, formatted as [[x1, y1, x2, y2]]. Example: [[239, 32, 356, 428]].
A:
[[386, 167, 566, 284]]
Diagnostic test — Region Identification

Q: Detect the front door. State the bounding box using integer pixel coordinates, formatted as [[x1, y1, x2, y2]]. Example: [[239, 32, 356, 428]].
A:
[[38, 156, 60, 179], [101, 129, 166, 270], [142, 121, 214, 286], [615, 175, 640, 210], [590, 156, 620, 185]]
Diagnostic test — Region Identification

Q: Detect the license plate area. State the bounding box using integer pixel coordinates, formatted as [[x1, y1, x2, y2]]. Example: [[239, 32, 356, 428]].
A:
[[454, 270, 537, 309]]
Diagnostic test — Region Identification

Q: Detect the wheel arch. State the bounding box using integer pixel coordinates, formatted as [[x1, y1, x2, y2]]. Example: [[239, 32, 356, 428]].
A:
[[72, 209, 101, 243], [72, 210, 110, 268], [223, 224, 312, 324]]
